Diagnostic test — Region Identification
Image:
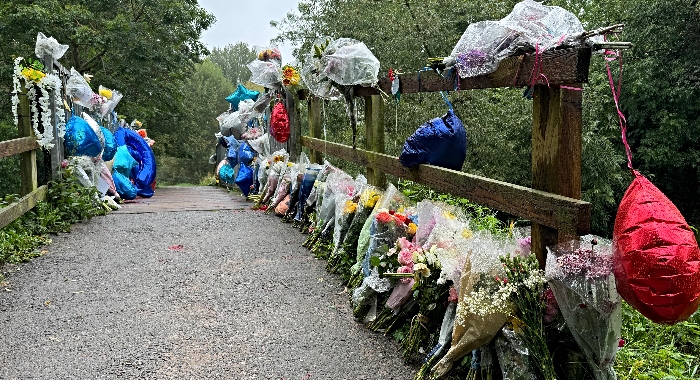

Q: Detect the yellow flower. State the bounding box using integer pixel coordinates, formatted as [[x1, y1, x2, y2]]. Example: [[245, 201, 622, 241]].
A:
[[287, 162, 294, 167], [443, 211, 456, 219], [343, 200, 358, 214], [99, 88, 113, 100], [21, 67, 46, 83], [461, 229, 473, 239], [407, 222, 417, 236], [361, 188, 381, 208]]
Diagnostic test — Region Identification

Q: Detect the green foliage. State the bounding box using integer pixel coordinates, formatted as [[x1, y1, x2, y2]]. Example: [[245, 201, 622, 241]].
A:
[[0, 171, 106, 265], [207, 42, 257, 85], [615, 302, 700, 380], [155, 59, 235, 185], [397, 179, 508, 235]]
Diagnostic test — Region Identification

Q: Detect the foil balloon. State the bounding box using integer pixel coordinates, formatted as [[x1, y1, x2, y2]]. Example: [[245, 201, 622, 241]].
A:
[[64, 115, 102, 157], [399, 109, 467, 171], [100, 127, 117, 161], [114, 127, 157, 198], [270, 102, 290, 143], [613, 170, 700, 324], [225, 84, 260, 111]]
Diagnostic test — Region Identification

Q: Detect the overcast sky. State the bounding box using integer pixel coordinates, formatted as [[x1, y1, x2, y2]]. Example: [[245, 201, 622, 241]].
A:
[[198, 0, 300, 62]]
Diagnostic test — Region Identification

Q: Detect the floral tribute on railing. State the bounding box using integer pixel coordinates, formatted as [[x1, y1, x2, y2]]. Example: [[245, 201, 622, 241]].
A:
[[11, 57, 66, 149], [251, 151, 627, 380]]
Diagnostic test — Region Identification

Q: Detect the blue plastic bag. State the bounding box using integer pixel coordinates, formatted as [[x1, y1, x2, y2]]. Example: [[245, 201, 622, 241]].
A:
[[235, 163, 254, 196], [226, 136, 240, 168], [399, 109, 467, 171], [64, 115, 102, 157], [225, 84, 260, 111], [101, 127, 117, 161], [238, 142, 256, 167]]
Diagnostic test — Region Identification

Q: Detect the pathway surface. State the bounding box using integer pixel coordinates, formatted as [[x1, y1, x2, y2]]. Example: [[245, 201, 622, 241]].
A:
[[0, 187, 417, 379]]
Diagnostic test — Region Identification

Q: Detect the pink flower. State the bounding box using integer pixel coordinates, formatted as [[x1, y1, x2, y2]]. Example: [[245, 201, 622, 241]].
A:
[[517, 236, 532, 257], [397, 237, 413, 250], [542, 288, 560, 323], [398, 249, 414, 267], [448, 287, 459, 303], [376, 211, 392, 225], [618, 339, 625, 348]]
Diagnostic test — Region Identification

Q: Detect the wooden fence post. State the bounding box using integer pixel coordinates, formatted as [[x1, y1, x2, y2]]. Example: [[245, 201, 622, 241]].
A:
[[531, 84, 583, 268], [307, 97, 323, 164], [364, 95, 386, 187], [286, 90, 301, 161], [18, 85, 37, 196], [42, 54, 63, 181]]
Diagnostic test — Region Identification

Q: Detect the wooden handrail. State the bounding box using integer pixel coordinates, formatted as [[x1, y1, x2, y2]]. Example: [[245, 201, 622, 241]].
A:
[[0, 137, 39, 159], [301, 136, 591, 236], [0, 185, 48, 230]]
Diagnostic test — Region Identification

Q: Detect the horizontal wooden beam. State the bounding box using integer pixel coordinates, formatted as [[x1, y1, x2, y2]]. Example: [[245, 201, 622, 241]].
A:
[[355, 47, 591, 96], [0, 137, 39, 159], [302, 136, 591, 235], [0, 185, 48, 230]]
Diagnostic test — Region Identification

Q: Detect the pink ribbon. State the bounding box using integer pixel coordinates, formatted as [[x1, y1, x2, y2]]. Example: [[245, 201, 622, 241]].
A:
[[604, 35, 633, 170]]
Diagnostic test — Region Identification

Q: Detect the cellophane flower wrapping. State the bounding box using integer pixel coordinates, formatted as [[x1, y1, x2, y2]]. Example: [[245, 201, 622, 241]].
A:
[[66, 68, 95, 107], [494, 324, 539, 380], [331, 175, 365, 254], [546, 237, 622, 380], [35, 32, 69, 60], [449, 0, 584, 78], [310, 170, 354, 257], [294, 164, 323, 222], [269, 174, 291, 211], [322, 38, 380, 87], [432, 231, 512, 378], [247, 60, 282, 89]]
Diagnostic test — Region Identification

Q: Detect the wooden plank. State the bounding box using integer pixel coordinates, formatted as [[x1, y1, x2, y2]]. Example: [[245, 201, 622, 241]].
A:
[[364, 95, 386, 187], [0, 185, 48, 230], [531, 84, 584, 267], [355, 48, 592, 96], [17, 86, 37, 196], [302, 136, 591, 234], [307, 97, 323, 164], [0, 137, 39, 158]]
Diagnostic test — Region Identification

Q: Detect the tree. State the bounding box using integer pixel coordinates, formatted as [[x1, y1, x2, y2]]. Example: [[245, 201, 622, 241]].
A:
[[207, 42, 257, 85], [154, 59, 234, 184]]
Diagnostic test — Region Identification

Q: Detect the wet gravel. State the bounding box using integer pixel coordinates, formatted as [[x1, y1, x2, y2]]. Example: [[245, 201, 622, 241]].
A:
[[0, 210, 418, 379]]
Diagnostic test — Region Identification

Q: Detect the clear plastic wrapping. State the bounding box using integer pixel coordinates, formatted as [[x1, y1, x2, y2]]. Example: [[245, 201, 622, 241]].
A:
[[35, 32, 69, 60], [247, 60, 282, 89], [495, 325, 539, 380], [66, 68, 94, 107], [546, 237, 621, 380], [449, 0, 585, 78]]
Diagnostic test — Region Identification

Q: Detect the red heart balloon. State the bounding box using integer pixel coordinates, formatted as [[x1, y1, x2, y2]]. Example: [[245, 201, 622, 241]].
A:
[[613, 171, 700, 324]]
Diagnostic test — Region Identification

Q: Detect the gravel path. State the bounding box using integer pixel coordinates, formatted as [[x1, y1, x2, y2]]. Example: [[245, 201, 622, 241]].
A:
[[0, 207, 418, 379]]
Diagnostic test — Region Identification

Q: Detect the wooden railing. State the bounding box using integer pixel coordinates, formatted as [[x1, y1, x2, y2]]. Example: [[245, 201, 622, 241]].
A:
[[288, 48, 593, 267], [0, 55, 68, 230]]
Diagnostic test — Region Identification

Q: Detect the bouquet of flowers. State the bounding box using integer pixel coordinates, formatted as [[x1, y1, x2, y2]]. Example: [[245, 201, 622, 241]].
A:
[[248, 44, 283, 89], [500, 252, 556, 380], [292, 164, 323, 227], [302, 162, 337, 246], [265, 173, 291, 215], [328, 186, 382, 279], [546, 237, 622, 380], [353, 208, 413, 322], [282, 64, 302, 94], [431, 231, 512, 378], [494, 324, 540, 380], [349, 184, 411, 287], [309, 170, 354, 258]]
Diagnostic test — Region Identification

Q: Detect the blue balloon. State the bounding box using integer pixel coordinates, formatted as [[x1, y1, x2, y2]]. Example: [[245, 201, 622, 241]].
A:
[[112, 145, 137, 175], [226, 136, 240, 168], [399, 109, 467, 171], [112, 171, 137, 200], [101, 127, 117, 161], [64, 115, 102, 157], [114, 127, 157, 198], [218, 163, 235, 184], [225, 84, 260, 111]]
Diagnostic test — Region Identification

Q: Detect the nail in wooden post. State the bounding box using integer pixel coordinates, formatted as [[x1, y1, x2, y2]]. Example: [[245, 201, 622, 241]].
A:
[[364, 95, 386, 187], [531, 84, 583, 268]]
